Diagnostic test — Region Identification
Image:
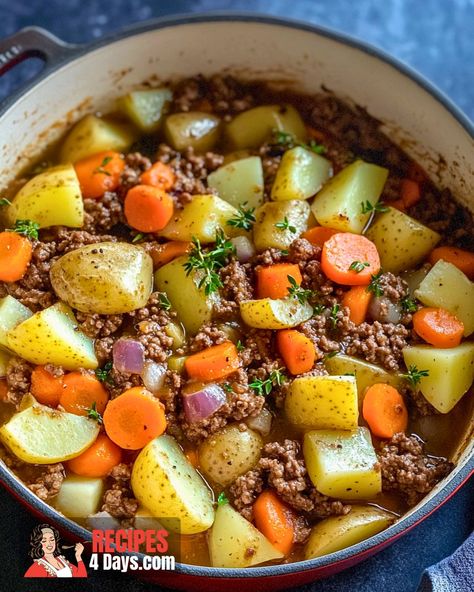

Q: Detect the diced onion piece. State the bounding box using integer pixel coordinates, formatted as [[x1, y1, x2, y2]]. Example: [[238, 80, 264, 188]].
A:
[[113, 339, 145, 374], [183, 384, 227, 423], [141, 360, 167, 395], [245, 407, 273, 436], [368, 296, 402, 324], [230, 236, 256, 263]]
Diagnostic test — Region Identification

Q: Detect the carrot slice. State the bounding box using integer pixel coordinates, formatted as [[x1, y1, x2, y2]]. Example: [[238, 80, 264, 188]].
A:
[[103, 386, 167, 450], [400, 178, 421, 208], [362, 383, 408, 439], [124, 184, 174, 233], [429, 246, 474, 280], [342, 286, 372, 325], [59, 372, 109, 417], [0, 379, 9, 402], [74, 150, 125, 199], [67, 433, 122, 478], [277, 329, 316, 375], [30, 366, 64, 407], [0, 232, 32, 282], [185, 342, 240, 382], [321, 233, 380, 286], [253, 490, 295, 555], [256, 263, 303, 299], [140, 161, 176, 190], [413, 307, 464, 348], [150, 241, 192, 269], [301, 226, 338, 248]]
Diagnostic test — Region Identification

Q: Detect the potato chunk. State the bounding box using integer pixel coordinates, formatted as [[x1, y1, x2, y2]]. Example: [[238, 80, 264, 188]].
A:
[[414, 260, 474, 336], [6, 165, 83, 229], [0, 295, 32, 351], [303, 427, 381, 499], [50, 242, 153, 314], [366, 207, 440, 273], [305, 506, 394, 559], [117, 87, 172, 133], [271, 146, 332, 201], [240, 297, 313, 330], [311, 160, 388, 233], [285, 375, 358, 430], [7, 302, 98, 370], [403, 343, 474, 413], [131, 435, 215, 534], [0, 402, 99, 463], [56, 476, 104, 518], [253, 200, 311, 251], [163, 112, 221, 153], [0, 349, 10, 377], [198, 424, 262, 487], [209, 502, 283, 567], [207, 156, 264, 209]]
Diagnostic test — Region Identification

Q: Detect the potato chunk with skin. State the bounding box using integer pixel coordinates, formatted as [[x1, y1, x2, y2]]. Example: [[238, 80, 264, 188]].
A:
[[117, 87, 172, 133], [7, 302, 98, 370], [305, 505, 394, 559], [253, 200, 311, 251], [240, 297, 313, 330], [0, 295, 32, 351], [163, 112, 221, 153], [303, 428, 381, 499], [131, 435, 215, 534], [6, 165, 84, 229], [198, 424, 262, 487], [366, 207, 440, 273], [50, 242, 153, 314], [207, 156, 264, 209], [285, 375, 358, 430], [209, 502, 283, 567], [403, 343, 474, 413], [271, 146, 332, 201], [414, 260, 474, 336], [56, 476, 104, 518], [311, 160, 388, 233]]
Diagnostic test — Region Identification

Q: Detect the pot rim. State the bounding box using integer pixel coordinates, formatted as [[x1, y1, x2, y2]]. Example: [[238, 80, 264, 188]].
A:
[[0, 10, 473, 580]]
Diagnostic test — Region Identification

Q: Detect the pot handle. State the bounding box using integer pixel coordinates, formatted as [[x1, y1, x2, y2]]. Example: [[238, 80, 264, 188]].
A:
[[0, 26, 76, 78]]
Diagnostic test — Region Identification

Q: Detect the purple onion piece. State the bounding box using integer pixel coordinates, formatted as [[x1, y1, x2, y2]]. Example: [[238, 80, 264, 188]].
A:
[[113, 339, 145, 374], [183, 384, 227, 423]]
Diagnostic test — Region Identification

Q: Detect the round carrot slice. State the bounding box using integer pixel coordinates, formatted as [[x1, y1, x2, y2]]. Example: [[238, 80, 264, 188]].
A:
[[74, 150, 125, 199], [362, 383, 408, 439], [413, 307, 464, 348], [67, 434, 122, 478], [59, 372, 109, 416], [124, 184, 174, 232], [321, 232, 380, 285], [0, 232, 32, 282]]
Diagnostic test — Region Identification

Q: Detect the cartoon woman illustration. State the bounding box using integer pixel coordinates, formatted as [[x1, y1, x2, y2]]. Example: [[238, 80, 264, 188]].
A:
[[24, 524, 87, 578]]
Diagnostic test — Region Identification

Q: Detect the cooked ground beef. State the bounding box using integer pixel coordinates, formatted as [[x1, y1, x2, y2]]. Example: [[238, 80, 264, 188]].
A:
[[83, 192, 124, 234], [345, 321, 409, 371], [94, 337, 115, 365], [288, 238, 321, 265], [189, 323, 228, 352], [101, 463, 139, 520], [54, 228, 117, 254], [27, 463, 65, 501], [106, 370, 143, 400], [76, 312, 124, 339], [219, 259, 254, 305], [251, 248, 285, 267], [5, 357, 33, 407], [118, 152, 152, 195], [377, 433, 453, 506]]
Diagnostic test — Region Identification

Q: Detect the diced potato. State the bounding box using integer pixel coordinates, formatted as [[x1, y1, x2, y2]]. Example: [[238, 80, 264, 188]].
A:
[[198, 424, 262, 487], [131, 434, 215, 534], [414, 260, 474, 336], [56, 476, 104, 517], [60, 114, 136, 163], [0, 349, 10, 377], [0, 402, 99, 463], [117, 87, 172, 133], [225, 104, 306, 150], [285, 375, 358, 430], [253, 200, 311, 251], [159, 194, 240, 243], [311, 160, 388, 233], [7, 302, 98, 370], [366, 207, 440, 273], [155, 256, 219, 335], [50, 242, 153, 314], [240, 297, 313, 330], [209, 502, 283, 567], [167, 355, 187, 374], [164, 321, 186, 350], [304, 505, 394, 559], [163, 112, 221, 153], [271, 146, 332, 201], [207, 156, 264, 209], [6, 165, 83, 229], [303, 428, 381, 499], [403, 343, 474, 413], [402, 266, 431, 296], [0, 296, 32, 351]]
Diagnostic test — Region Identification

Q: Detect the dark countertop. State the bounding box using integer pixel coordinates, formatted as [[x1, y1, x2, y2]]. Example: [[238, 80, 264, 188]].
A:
[[0, 2, 473, 592]]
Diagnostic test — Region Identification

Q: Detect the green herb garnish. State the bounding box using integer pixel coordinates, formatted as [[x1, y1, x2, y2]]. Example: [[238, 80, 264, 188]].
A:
[[159, 292, 172, 311], [275, 216, 297, 234], [249, 369, 286, 396], [236, 340, 245, 353], [223, 383, 233, 393], [227, 204, 256, 232], [95, 361, 113, 384], [313, 304, 326, 315], [401, 365, 429, 387], [301, 139, 327, 154], [132, 233, 147, 243], [401, 296, 418, 313], [349, 260, 370, 273], [87, 402, 103, 424], [329, 303, 340, 328], [9, 219, 40, 240], [367, 271, 384, 297], [324, 351, 339, 360], [360, 200, 389, 214], [272, 129, 327, 155], [0, 198, 12, 207], [287, 275, 313, 305], [217, 492, 229, 506], [94, 155, 113, 176]]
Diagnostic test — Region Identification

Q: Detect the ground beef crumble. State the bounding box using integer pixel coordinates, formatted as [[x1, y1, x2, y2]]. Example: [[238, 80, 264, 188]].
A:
[[27, 463, 65, 501], [101, 463, 139, 521], [5, 357, 33, 407], [345, 321, 409, 371], [83, 192, 124, 234]]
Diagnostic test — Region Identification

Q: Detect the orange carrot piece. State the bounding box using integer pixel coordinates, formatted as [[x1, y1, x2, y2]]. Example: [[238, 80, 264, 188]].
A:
[[0, 232, 32, 282], [74, 150, 125, 199], [362, 383, 408, 439], [342, 286, 372, 325], [429, 246, 474, 280], [150, 241, 192, 268], [413, 307, 464, 348], [277, 329, 316, 375], [67, 434, 122, 478], [140, 161, 176, 190], [185, 342, 240, 382], [59, 372, 109, 417], [400, 178, 421, 208], [253, 490, 295, 555], [124, 184, 174, 233], [103, 386, 167, 450], [301, 226, 339, 248], [256, 263, 303, 299], [30, 366, 64, 407], [321, 233, 380, 286], [0, 379, 9, 401]]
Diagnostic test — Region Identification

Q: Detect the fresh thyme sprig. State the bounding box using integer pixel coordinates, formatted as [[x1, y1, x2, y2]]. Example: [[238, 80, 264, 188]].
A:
[[360, 200, 389, 214], [249, 369, 286, 396], [367, 271, 384, 297], [159, 292, 171, 311], [329, 303, 340, 328], [349, 260, 370, 273], [226, 204, 256, 232], [401, 296, 418, 313], [401, 365, 430, 387], [313, 304, 326, 315], [236, 340, 245, 353], [132, 233, 147, 243], [271, 129, 327, 154], [93, 155, 113, 176], [217, 492, 229, 506], [87, 401, 103, 424], [9, 219, 40, 240], [0, 198, 12, 207], [95, 361, 113, 384], [275, 216, 297, 234], [287, 275, 313, 305]]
